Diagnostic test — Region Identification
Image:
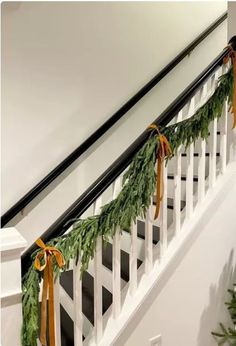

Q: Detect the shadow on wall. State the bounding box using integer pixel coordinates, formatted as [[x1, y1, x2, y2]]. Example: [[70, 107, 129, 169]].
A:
[[197, 249, 236, 346]]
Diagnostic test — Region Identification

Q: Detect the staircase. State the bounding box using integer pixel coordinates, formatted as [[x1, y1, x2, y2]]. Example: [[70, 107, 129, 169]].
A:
[[1, 19, 236, 346]]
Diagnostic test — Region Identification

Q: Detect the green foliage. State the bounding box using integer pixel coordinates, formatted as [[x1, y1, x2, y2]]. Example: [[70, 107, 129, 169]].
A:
[[21, 135, 157, 346], [22, 66, 234, 346], [22, 266, 40, 346], [226, 287, 236, 325], [163, 67, 234, 153], [212, 285, 236, 345]]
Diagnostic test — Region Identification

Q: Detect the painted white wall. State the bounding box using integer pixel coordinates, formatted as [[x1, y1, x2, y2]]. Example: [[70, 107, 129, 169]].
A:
[[115, 166, 236, 346], [2, 2, 227, 246]]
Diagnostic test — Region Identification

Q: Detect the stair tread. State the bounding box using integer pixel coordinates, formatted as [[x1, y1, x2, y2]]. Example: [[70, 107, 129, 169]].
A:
[[136, 220, 160, 244], [167, 173, 200, 182], [61, 305, 74, 346], [181, 152, 220, 157], [102, 242, 142, 282], [153, 196, 186, 210], [122, 220, 159, 245], [82, 271, 112, 325], [60, 270, 112, 326]]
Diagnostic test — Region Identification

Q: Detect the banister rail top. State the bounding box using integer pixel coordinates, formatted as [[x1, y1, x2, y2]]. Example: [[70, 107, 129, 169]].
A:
[[21, 36, 236, 274], [1, 11, 227, 227]]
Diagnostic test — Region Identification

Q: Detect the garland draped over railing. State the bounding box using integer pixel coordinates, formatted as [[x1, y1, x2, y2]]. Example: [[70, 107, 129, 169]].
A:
[[22, 61, 235, 346]]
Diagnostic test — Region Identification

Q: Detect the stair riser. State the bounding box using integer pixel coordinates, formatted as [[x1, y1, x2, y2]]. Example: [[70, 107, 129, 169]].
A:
[[167, 135, 220, 176], [87, 259, 127, 292], [194, 135, 220, 153], [111, 230, 148, 262], [150, 205, 174, 229], [108, 207, 173, 262], [167, 155, 211, 176], [167, 179, 198, 200]]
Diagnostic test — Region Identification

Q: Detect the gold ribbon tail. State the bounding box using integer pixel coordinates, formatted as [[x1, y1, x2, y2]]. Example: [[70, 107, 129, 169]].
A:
[[155, 154, 164, 219], [148, 124, 172, 220], [48, 256, 56, 346], [40, 262, 48, 346]]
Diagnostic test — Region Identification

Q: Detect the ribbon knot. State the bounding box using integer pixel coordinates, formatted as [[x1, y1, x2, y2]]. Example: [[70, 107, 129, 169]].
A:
[[148, 124, 172, 219], [223, 45, 236, 129], [34, 238, 65, 346]]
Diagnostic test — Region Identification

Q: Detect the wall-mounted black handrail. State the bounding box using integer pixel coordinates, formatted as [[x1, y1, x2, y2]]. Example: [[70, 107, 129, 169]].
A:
[[22, 38, 236, 274], [1, 11, 227, 227]]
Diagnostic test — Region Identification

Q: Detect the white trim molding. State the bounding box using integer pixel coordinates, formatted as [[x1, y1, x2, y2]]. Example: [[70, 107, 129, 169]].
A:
[[0, 227, 27, 346]]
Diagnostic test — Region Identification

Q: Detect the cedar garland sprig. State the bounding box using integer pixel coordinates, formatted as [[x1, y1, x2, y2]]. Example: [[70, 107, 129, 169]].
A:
[[22, 65, 234, 346], [163, 66, 234, 153]]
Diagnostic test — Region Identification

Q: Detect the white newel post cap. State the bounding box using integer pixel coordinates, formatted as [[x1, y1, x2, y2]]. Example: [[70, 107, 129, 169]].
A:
[[0, 227, 27, 346]]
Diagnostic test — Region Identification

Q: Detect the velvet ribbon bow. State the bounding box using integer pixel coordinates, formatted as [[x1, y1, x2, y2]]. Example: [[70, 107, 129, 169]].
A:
[[148, 124, 172, 219], [34, 238, 65, 346]]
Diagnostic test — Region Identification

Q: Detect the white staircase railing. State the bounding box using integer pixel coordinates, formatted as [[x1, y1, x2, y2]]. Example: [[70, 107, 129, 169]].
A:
[[39, 61, 233, 346]]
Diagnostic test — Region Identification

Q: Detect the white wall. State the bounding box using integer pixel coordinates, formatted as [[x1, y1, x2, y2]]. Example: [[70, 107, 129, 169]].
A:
[[1, 2, 227, 246], [115, 166, 236, 346]]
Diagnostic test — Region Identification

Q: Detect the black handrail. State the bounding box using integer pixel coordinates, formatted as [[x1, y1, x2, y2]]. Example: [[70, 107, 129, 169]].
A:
[[1, 11, 227, 227], [22, 38, 236, 274]]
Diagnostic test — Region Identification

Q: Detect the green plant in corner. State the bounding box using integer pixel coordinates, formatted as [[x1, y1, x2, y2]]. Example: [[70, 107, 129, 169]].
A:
[[212, 284, 236, 345]]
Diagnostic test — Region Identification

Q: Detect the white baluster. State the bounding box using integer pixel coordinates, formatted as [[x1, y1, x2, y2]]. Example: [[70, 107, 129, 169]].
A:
[[113, 229, 121, 318], [198, 83, 207, 204], [209, 70, 219, 188], [94, 197, 103, 343], [145, 202, 153, 273], [73, 259, 83, 346], [112, 178, 122, 319], [129, 221, 137, 296], [160, 164, 167, 258], [54, 279, 61, 346], [209, 119, 217, 188], [220, 65, 228, 174], [220, 98, 228, 173], [173, 110, 183, 234], [186, 97, 195, 218]]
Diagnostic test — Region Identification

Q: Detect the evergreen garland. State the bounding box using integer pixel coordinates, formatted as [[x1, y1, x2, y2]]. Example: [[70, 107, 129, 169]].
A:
[[212, 285, 236, 345], [163, 67, 234, 152], [22, 66, 234, 346]]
